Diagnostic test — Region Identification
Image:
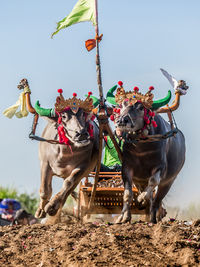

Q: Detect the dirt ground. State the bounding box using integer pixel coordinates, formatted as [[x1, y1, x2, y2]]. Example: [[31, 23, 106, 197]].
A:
[[0, 218, 200, 267]]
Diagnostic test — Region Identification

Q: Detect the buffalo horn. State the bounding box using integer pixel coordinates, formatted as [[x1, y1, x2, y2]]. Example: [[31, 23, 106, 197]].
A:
[[35, 101, 55, 117], [151, 90, 172, 110], [106, 85, 117, 105]]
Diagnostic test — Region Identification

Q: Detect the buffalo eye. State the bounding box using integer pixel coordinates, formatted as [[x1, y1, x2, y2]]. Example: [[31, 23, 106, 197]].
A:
[[135, 103, 143, 111], [139, 105, 143, 111]]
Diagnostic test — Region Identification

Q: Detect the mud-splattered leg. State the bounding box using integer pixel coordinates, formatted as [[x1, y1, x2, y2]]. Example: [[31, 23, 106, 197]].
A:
[[137, 170, 161, 204], [116, 166, 133, 224], [150, 178, 175, 223], [35, 162, 53, 218], [45, 168, 83, 216]]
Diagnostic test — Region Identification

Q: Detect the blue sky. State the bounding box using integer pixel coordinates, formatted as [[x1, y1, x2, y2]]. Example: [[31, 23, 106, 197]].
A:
[[0, 0, 199, 208]]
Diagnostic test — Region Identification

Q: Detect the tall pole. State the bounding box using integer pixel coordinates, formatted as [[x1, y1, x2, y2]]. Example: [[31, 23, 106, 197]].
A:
[[88, 0, 122, 213], [95, 0, 104, 104]]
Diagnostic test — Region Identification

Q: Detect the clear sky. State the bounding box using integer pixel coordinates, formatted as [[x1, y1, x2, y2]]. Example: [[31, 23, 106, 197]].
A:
[[0, 0, 199, 208]]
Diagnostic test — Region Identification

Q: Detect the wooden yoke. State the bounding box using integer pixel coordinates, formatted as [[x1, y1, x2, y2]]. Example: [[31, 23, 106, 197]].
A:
[[157, 92, 181, 129], [25, 92, 36, 114], [157, 91, 181, 113], [18, 78, 39, 135]]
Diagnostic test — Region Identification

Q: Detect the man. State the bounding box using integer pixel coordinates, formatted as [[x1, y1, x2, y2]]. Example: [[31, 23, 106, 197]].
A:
[[101, 128, 123, 172], [12, 209, 38, 225]]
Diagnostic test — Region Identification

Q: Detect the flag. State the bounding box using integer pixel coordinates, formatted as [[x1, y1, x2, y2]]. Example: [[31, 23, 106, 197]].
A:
[[3, 87, 31, 119], [85, 34, 103, 51], [52, 0, 96, 38]]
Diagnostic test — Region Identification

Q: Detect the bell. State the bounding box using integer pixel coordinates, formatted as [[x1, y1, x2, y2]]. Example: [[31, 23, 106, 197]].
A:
[[143, 129, 149, 136]]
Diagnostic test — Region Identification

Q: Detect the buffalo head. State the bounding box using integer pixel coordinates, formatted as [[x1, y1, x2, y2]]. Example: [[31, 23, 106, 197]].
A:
[[107, 82, 171, 136], [34, 90, 99, 147]]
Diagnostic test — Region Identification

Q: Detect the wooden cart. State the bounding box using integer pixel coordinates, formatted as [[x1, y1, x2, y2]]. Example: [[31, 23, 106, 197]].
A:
[[77, 172, 146, 220]]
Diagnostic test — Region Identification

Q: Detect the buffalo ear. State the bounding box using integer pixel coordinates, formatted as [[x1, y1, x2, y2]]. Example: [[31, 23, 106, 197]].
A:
[[122, 100, 129, 108]]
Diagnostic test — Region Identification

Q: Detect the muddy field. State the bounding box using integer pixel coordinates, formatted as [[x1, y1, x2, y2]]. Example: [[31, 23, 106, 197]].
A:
[[0, 218, 200, 267]]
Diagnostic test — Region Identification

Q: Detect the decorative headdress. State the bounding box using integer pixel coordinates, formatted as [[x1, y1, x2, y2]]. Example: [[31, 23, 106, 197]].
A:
[[115, 82, 154, 109], [55, 89, 94, 113], [34, 90, 99, 117], [106, 81, 171, 110]]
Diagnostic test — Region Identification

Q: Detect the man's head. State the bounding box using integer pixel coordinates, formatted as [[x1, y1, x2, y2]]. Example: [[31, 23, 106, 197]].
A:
[[115, 127, 122, 137]]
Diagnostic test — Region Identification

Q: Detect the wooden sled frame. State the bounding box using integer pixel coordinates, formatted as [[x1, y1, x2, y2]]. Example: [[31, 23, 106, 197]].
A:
[[77, 172, 146, 220]]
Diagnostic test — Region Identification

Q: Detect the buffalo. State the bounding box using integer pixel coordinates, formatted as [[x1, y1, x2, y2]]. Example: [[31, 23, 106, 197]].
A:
[[33, 89, 99, 220], [107, 81, 186, 223]]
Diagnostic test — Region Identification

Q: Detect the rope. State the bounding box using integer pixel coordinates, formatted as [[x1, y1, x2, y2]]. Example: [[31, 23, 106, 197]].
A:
[[29, 133, 65, 145]]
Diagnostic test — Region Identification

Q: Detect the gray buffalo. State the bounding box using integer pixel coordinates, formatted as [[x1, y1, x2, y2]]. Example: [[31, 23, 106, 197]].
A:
[[107, 83, 186, 223], [34, 90, 99, 220]]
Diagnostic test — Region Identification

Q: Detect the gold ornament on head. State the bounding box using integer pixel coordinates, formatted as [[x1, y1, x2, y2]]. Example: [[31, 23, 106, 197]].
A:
[[55, 90, 94, 113], [115, 83, 154, 109]]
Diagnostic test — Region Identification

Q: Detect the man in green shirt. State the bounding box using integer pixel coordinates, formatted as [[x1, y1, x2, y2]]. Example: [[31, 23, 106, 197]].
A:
[[100, 128, 123, 172]]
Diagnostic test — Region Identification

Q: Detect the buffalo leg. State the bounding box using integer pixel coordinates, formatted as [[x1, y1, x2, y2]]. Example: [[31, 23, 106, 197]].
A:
[[137, 170, 161, 204], [45, 151, 98, 217], [35, 162, 53, 218], [116, 167, 133, 223], [45, 168, 82, 216], [150, 178, 175, 223]]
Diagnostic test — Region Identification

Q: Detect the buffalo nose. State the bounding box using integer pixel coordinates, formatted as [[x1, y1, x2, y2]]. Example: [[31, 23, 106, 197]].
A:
[[76, 129, 89, 140], [119, 115, 132, 126]]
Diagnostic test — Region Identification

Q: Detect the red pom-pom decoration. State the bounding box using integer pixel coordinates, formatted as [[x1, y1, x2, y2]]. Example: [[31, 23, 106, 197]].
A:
[[116, 109, 121, 114], [149, 86, 154, 91], [110, 115, 115, 121], [134, 86, 139, 92], [152, 120, 157, 128], [113, 108, 117, 113], [58, 89, 63, 94], [73, 93, 77, 97], [88, 91, 92, 96], [118, 81, 123, 87], [146, 119, 150, 124]]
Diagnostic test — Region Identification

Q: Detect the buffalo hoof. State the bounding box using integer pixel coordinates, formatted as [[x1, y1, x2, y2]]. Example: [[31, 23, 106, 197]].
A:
[[44, 201, 60, 216], [137, 192, 147, 203], [35, 208, 46, 219], [136, 200, 147, 210], [115, 211, 131, 224]]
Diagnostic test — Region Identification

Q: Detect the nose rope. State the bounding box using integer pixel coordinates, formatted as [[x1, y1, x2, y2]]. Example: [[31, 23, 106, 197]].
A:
[[57, 115, 94, 148]]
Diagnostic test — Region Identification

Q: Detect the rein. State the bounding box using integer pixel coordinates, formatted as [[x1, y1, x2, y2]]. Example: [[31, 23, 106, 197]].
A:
[[28, 115, 93, 147], [123, 128, 178, 144], [123, 109, 179, 144], [29, 133, 65, 145]]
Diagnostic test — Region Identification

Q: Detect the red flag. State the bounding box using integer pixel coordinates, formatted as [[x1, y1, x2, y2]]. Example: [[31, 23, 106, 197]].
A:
[[85, 34, 103, 52]]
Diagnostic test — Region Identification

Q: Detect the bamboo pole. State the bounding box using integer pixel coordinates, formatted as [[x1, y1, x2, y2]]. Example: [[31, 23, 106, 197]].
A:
[[88, 0, 103, 210], [88, 0, 123, 213], [95, 0, 104, 104]]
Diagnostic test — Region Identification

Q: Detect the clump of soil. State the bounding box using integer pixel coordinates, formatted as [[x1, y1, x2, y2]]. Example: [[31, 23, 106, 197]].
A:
[[0, 219, 199, 266]]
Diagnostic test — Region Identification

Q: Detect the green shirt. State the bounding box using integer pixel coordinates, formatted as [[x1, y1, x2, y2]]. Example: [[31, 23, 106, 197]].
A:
[[103, 136, 123, 167]]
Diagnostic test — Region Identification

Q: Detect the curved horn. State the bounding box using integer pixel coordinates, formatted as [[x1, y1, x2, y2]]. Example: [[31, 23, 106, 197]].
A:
[[35, 101, 55, 117], [151, 90, 172, 110], [106, 85, 117, 105]]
